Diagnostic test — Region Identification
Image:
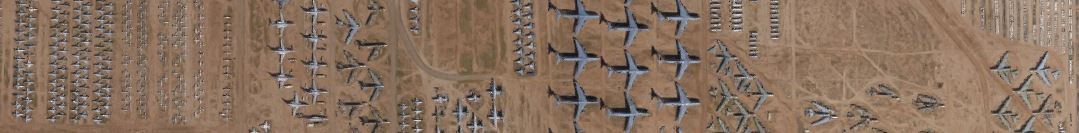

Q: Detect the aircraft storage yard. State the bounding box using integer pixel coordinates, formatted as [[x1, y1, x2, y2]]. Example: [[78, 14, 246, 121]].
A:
[[1, 0, 1078, 132]]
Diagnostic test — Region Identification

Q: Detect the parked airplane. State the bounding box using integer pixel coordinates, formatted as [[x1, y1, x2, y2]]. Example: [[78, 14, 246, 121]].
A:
[[1016, 115, 1036, 133], [848, 105, 878, 130], [302, 57, 328, 71], [302, 85, 328, 103], [259, 120, 272, 133], [365, 0, 385, 25], [468, 113, 485, 133], [550, 39, 600, 79], [604, 49, 649, 91], [651, 82, 699, 122], [805, 101, 836, 127], [356, 40, 389, 48], [301, 0, 328, 17], [269, 68, 293, 89], [273, 0, 289, 8], [453, 100, 470, 122], [360, 69, 384, 101], [298, 110, 329, 126], [992, 96, 1016, 130], [652, 0, 699, 37], [653, 41, 700, 80], [301, 30, 328, 43], [1013, 74, 1035, 108], [283, 92, 309, 116], [550, 0, 599, 36], [270, 37, 294, 60], [990, 51, 1016, 83], [708, 42, 737, 75], [714, 80, 738, 112], [606, 91, 650, 133], [550, 80, 601, 122], [1030, 51, 1052, 86], [337, 10, 362, 46], [488, 104, 504, 127], [487, 79, 503, 100], [749, 80, 773, 112], [607, 7, 649, 48], [270, 12, 294, 31]]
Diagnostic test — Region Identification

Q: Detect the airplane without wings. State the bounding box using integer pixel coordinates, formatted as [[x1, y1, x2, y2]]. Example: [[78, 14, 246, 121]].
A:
[[606, 91, 650, 133], [990, 51, 1017, 83], [337, 10, 362, 46], [550, 39, 600, 79], [468, 113, 485, 133], [653, 41, 701, 80], [550, 0, 600, 36], [360, 69, 385, 101], [749, 80, 773, 112], [708, 42, 737, 75], [1013, 74, 1035, 108], [607, 6, 649, 48], [604, 49, 649, 91], [283, 92, 309, 116], [551, 80, 601, 122], [992, 96, 1017, 130], [652, 82, 700, 122], [1030, 51, 1052, 86], [653, 0, 699, 37]]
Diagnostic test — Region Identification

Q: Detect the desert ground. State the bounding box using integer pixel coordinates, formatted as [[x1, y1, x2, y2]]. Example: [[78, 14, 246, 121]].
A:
[[0, 0, 1075, 132]]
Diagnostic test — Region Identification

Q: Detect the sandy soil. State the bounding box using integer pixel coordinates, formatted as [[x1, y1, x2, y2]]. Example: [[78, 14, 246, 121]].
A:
[[0, 0, 1074, 133]]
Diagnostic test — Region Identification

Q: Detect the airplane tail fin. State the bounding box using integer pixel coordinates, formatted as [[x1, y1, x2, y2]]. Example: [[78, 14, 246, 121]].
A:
[[650, 45, 660, 58]]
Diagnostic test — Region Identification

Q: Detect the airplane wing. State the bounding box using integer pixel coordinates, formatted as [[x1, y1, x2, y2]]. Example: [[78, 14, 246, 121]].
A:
[[1036, 51, 1049, 70], [369, 70, 382, 85], [813, 102, 827, 112], [994, 52, 1010, 69], [811, 117, 832, 127], [1036, 70, 1052, 86], [1019, 115, 1036, 133], [754, 94, 767, 112]]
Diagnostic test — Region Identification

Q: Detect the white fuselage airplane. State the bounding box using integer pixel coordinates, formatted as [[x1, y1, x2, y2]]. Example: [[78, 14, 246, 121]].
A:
[[339, 10, 362, 46], [302, 57, 327, 71], [453, 100, 469, 122], [552, 39, 600, 79], [487, 79, 503, 100], [654, 82, 699, 122], [269, 67, 292, 89], [606, 92, 650, 133], [606, 49, 649, 91], [303, 86, 328, 103], [271, 12, 293, 31], [360, 70, 385, 101], [991, 96, 1015, 129], [271, 37, 293, 62], [468, 113, 485, 133], [655, 41, 701, 80], [608, 7, 648, 48], [1030, 51, 1052, 86], [487, 104, 504, 127], [553, 80, 601, 122], [284, 92, 309, 116], [302, 31, 327, 44], [302, 0, 328, 19], [654, 0, 699, 37], [806, 101, 837, 127], [709, 42, 737, 75], [552, 0, 599, 36]]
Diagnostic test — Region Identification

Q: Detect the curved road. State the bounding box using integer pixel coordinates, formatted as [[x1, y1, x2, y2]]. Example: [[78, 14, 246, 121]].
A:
[[386, 0, 496, 81]]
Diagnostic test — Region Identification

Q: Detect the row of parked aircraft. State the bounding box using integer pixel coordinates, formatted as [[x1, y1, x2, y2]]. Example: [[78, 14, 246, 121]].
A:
[[550, 39, 701, 82], [549, 80, 704, 133], [551, 0, 700, 39]]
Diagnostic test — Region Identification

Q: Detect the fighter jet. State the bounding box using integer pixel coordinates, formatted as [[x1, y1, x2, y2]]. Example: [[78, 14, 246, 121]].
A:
[[270, 12, 293, 31], [302, 85, 328, 103], [487, 103, 504, 127], [866, 84, 899, 100], [551, 80, 601, 122], [1013, 74, 1036, 108], [603, 49, 649, 91], [848, 105, 878, 131], [607, 7, 649, 48], [452, 100, 470, 122], [1030, 51, 1052, 86], [467, 113, 485, 133], [550, 39, 600, 79], [359, 69, 384, 101], [550, 0, 600, 36], [486, 79, 503, 100], [805, 101, 836, 127], [653, 41, 700, 80], [991, 96, 1017, 130], [990, 51, 1017, 83], [748, 80, 773, 112], [337, 10, 362, 46], [259, 120, 271, 133], [283, 92, 309, 116], [269, 68, 293, 89], [708, 42, 737, 75], [652, 0, 699, 37], [606, 91, 650, 133], [651, 82, 700, 122]]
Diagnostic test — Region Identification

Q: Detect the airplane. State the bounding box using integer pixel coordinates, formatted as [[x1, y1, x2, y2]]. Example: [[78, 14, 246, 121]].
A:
[[714, 80, 738, 112], [487, 79, 503, 100], [730, 99, 754, 132], [269, 68, 293, 89], [466, 90, 482, 103], [707, 116, 732, 133], [302, 85, 328, 103], [301, 0, 328, 17], [574, 121, 584, 133], [283, 92, 309, 116], [550, 80, 601, 122], [550, 39, 600, 79], [652, 0, 699, 37], [652, 82, 699, 123], [452, 100, 470, 122], [604, 49, 649, 91], [1030, 51, 1052, 86], [488, 103, 504, 127], [607, 7, 649, 48], [748, 80, 773, 112], [1012, 74, 1035, 108], [1016, 115, 1036, 133], [849, 105, 878, 131], [549, 0, 599, 36], [991, 96, 1016, 130], [805, 101, 836, 127], [270, 12, 293, 31], [733, 62, 755, 91], [360, 109, 391, 133], [468, 113, 485, 133], [359, 69, 384, 101], [337, 10, 362, 46], [249, 127, 260, 133], [432, 94, 448, 104], [259, 120, 271, 133], [606, 91, 650, 133], [301, 30, 327, 43], [990, 51, 1016, 83], [298, 110, 329, 126], [272, 0, 289, 8], [708, 42, 737, 75], [653, 41, 700, 80], [1032, 95, 1054, 115], [270, 39, 293, 60], [867, 84, 899, 100], [356, 40, 389, 48], [302, 57, 328, 71], [365, 0, 385, 25]]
